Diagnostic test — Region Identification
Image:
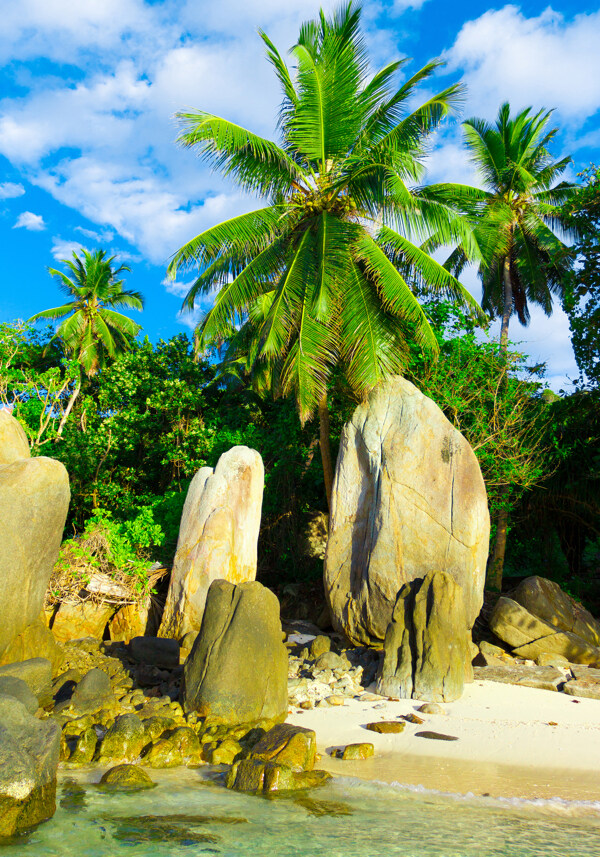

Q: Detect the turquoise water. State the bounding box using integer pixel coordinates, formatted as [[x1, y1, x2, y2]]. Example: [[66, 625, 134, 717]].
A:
[[4, 769, 600, 857]]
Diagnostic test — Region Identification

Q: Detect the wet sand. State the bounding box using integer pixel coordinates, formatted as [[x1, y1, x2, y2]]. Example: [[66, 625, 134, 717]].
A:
[[287, 679, 600, 801]]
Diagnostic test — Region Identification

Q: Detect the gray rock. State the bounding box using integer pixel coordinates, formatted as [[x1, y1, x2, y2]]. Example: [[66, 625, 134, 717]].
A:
[[563, 678, 600, 700], [512, 576, 600, 648], [0, 412, 70, 665], [182, 579, 288, 726], [129, 637, 179, 669], [98, 713, 145, 763], [490, 597, 600, 665], [324, 376, 489, 646], [473, 664, 564, 692], [313, 651, 347, 671], [159, 447, 264, 639], [0, 678, 38, 715], [0, 659, 53, 706], [376, 570, 470, 702], [0, 694, 60, 839], [65, 669, 114, 715]]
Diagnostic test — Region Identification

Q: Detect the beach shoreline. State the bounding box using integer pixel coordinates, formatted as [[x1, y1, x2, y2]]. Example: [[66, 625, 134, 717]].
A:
[[287, 679, 600, 802]]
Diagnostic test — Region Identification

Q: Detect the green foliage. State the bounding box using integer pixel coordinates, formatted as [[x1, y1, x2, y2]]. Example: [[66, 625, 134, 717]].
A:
[[51, 506, 165, 603], [407, 301, 549, 521], [0, 321, 80, 448], [561, 166, 600, 387]]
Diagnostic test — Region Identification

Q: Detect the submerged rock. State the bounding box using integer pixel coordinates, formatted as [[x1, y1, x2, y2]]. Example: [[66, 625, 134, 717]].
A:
[[182, 580, 287, 727], [99, 764, 155, 790], [324, 376, 489, 645], [376, 570, 470, 702], [159, 446, 264, 639]]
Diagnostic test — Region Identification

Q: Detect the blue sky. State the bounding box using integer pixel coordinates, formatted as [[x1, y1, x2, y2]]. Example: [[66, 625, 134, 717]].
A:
[[1, 0, 599, 389]]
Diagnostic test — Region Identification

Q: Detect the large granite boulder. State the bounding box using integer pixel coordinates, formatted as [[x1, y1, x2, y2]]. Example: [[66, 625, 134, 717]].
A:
[[489, 596, 600, 664], [376, 570, 470, 702], [0, 411, 70, 666], [512, 576, 600, 648], [0, 694, 60, 840], [182, 579, 287, 726], [159, 446, 264, 640], [324, 377, 490, 645]]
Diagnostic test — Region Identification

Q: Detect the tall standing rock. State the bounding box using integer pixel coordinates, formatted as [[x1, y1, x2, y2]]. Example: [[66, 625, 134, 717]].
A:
[[376, 570, 470, 702], [159, 446, 264, 639], [182, 579, 288, 726], [0, 412, 69, 667], [324, 377, 489, 646]]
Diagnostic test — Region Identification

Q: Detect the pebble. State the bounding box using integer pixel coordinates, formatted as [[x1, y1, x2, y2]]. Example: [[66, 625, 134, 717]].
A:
[[326, 695, 345, 706]]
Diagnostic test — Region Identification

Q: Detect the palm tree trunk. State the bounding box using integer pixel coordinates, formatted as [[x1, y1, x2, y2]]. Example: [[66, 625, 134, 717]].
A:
[[56, 378, 81, 438], [499, 253, 512, 353], [318, 392, 334, 511], [487, 254, 513, 591]]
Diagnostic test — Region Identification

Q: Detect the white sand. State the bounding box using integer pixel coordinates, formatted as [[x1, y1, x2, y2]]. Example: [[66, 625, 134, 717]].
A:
[[287, 680, 600, 800]]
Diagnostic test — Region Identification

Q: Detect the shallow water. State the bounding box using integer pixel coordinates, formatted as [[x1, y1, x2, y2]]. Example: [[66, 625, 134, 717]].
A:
[[5, 769, 600, 857]]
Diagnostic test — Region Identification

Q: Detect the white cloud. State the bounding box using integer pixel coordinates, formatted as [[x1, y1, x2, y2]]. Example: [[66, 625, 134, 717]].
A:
[[162, 276, 195, 299], [0, 181, 25, 198], [13, 210, 45, 230], [446, 6, 600, 121], [51, 238, 86, 261], [75, 225, 114, 242]]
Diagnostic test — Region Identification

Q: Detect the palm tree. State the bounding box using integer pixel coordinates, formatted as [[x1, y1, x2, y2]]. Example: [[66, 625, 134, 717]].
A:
[[169, 2, 483, 507], [431, 103, 578, 589], [29, 248, 144, 436], [439, 103, 576, 350]]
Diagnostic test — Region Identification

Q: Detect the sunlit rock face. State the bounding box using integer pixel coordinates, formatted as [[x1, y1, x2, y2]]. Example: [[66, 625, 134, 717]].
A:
[[159, 446, 264, 640], [0, 411, 69, 667], [324, 376, 490, 646]]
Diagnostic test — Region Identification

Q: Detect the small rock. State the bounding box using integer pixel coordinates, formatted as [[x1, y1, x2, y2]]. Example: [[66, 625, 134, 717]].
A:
[[99, 764, 155, 790], [403, 713, 424, 724], [415, 731, 458, 741], [309, 636, 331, 660], [333, 743, 374, 760], [365, 721, 405, 734], [143, 738, 183, 768], [417, 703, 445, 715], [536, 653, 570, 668], [326, 695, 345, 706], [313, 651, 348, 671]]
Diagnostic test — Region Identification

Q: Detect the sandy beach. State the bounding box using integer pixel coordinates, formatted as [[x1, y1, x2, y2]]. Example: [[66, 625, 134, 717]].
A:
[[287, 679, 600, 801]]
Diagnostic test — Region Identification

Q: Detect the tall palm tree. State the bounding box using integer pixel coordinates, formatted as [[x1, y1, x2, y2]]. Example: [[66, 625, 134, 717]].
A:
[[430, 103, 578, 589], [29, 248, 144, 436], [438, 103, 576, 350], [169, 2, 483, 507]]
